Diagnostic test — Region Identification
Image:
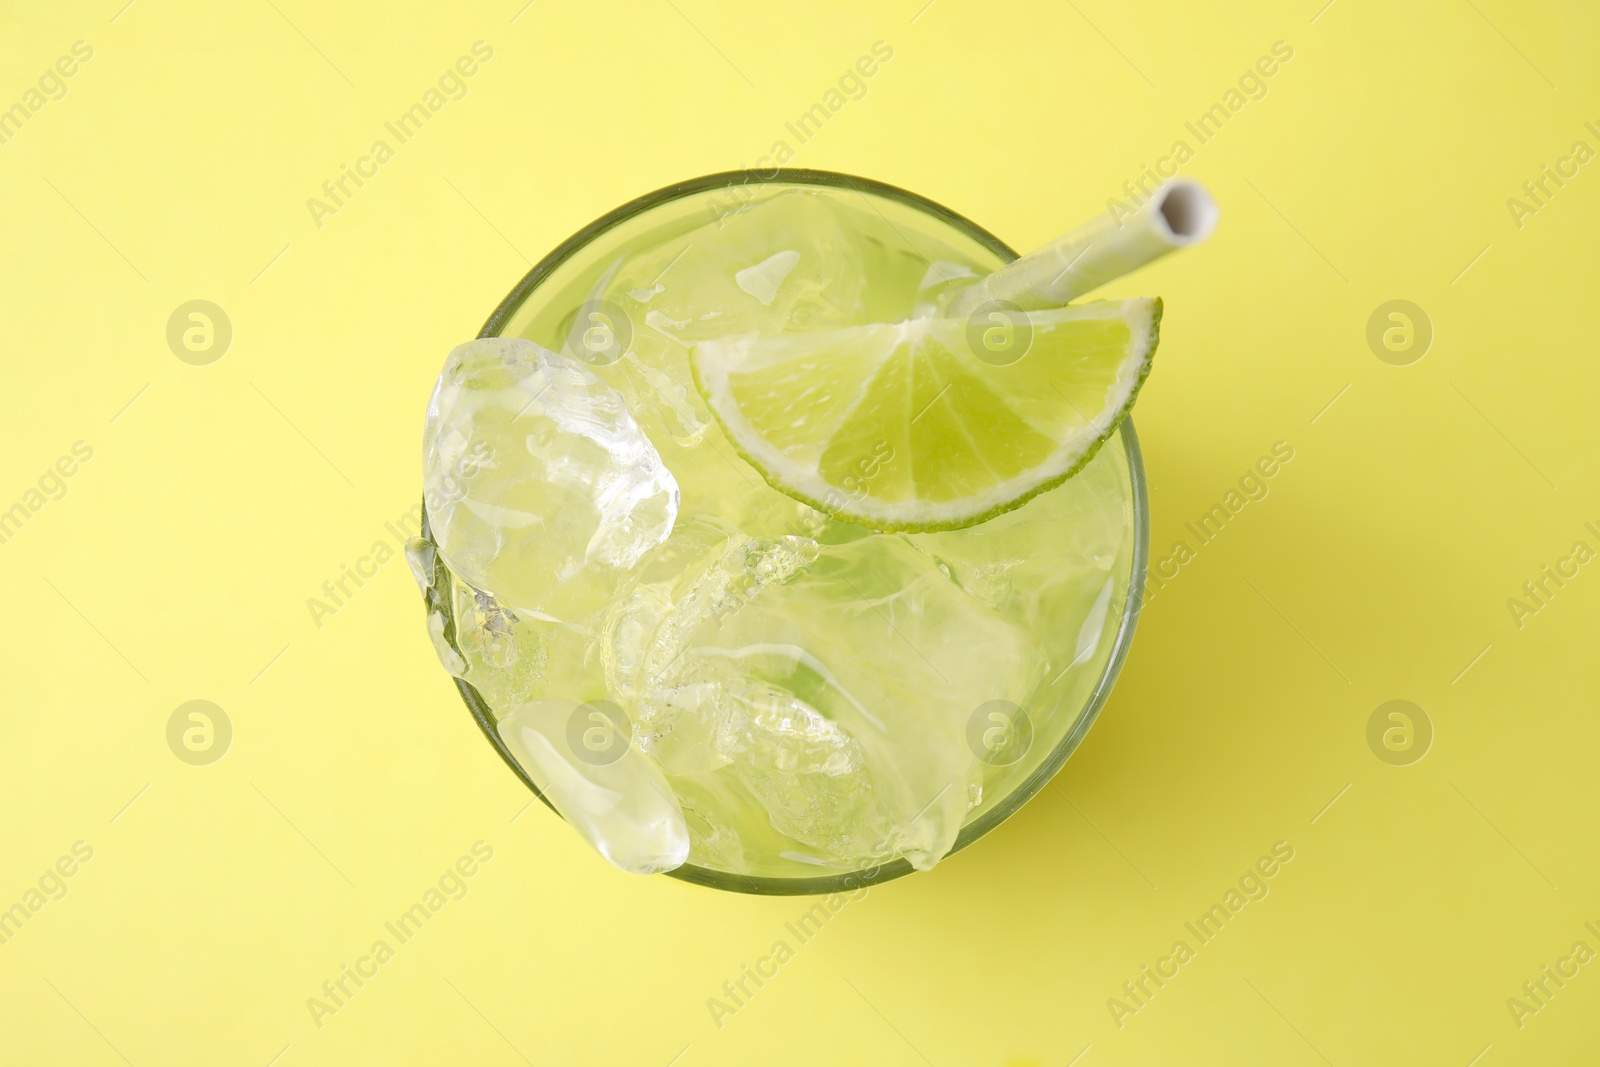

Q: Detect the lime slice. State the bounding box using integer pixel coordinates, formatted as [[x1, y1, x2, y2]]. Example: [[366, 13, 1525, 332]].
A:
[[690, 298, 1161, 532]]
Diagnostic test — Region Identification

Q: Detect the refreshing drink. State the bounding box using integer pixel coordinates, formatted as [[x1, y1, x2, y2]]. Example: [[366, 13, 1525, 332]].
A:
[[410, 171, 1209, 893]]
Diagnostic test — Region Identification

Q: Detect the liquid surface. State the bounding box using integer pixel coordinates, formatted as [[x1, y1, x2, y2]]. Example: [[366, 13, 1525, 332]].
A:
[[415, 186, 1137, 879]]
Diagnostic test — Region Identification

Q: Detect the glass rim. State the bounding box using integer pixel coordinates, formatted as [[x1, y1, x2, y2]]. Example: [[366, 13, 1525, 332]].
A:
[[432, 167, 1148, 895]]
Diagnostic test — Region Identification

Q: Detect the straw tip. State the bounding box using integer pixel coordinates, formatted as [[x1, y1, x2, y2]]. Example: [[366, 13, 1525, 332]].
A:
[[1152, 180, 1219, 245]]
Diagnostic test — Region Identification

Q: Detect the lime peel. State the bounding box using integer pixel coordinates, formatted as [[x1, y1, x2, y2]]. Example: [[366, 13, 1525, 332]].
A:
[[691, 297, 1162, 533]]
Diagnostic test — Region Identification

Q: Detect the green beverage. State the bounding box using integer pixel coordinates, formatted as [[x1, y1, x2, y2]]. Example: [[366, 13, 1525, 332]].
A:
[[411, 171, 1213, 892]]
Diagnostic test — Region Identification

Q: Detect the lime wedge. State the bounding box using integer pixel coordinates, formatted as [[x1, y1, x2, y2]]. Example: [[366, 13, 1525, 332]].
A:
[[690, 298, 1161, 532]]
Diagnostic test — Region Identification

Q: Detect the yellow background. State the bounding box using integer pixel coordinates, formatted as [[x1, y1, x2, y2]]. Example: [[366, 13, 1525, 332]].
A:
[[2, 0, 1597, 1063]]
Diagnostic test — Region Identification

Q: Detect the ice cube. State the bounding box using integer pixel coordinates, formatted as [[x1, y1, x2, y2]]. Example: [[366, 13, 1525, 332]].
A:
[[907, 448, 1131, 680], [601, 518, 820, 743], [659, 665, 879, 856], [735, 250, 802, 306], [450, 583, 549, 711], [497, 698, 690, 875], [404, 536, 470, 678], [622, 526, 1046, 870], [599, 517, 734, 710], [422, 337, 679, 622], [608, 191, 871, 343], [669, 772, 750, 871]]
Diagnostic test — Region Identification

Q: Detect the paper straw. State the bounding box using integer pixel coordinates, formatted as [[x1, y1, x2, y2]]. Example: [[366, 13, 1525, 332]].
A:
[[939, 180, 1219, 317]]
